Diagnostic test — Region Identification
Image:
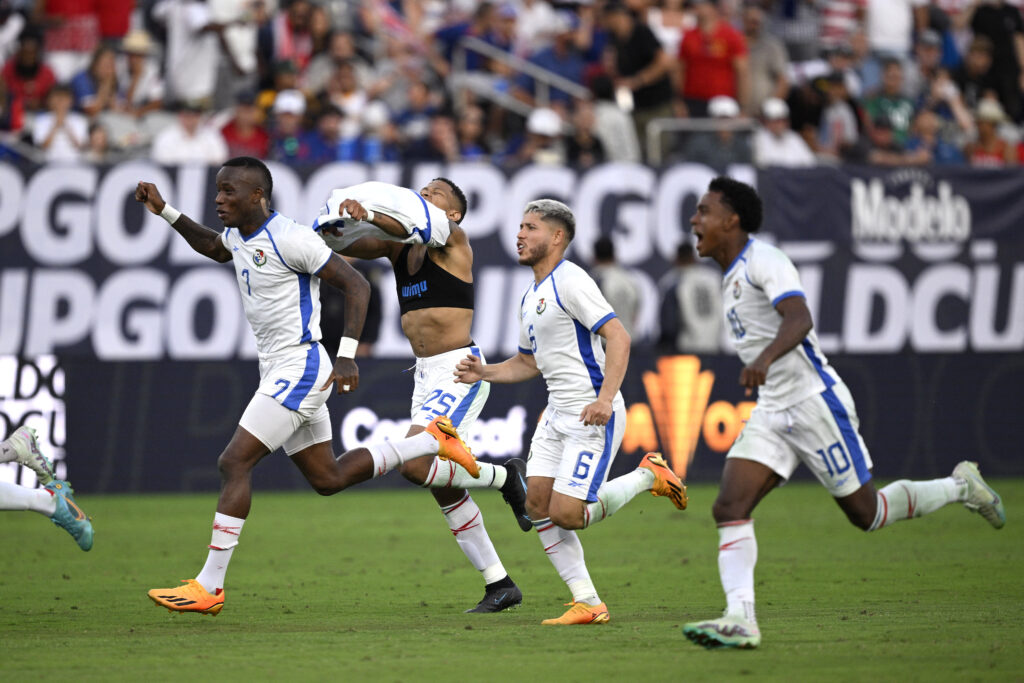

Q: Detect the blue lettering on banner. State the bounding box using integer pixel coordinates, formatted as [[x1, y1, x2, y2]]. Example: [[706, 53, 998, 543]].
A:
[[402, 280, 428, 299]]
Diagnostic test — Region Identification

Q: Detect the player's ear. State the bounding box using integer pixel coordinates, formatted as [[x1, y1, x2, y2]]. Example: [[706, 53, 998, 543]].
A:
[[446, 208, 463, 223]]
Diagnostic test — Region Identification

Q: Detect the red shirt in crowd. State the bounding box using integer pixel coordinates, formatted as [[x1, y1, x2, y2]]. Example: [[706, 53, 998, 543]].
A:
[[221, 120, 271, 159], [678, 20, 747, 101], [1, 59, 57, 112]]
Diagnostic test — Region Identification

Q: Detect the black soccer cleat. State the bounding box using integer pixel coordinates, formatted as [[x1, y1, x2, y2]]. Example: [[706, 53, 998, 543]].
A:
[[501, 458, 532, 532], [465, 580, 523, 613]]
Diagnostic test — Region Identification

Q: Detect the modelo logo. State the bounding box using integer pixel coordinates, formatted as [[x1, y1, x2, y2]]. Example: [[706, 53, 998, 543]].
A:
[[851, 175, 971, 242]]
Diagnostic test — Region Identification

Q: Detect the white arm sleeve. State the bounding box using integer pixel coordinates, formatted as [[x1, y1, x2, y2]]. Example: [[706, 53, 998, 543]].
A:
[[313, 181, 451, 250], [278, 224, 335, 274], [560, 269, 618, 333], [748, 244, 806, 307]]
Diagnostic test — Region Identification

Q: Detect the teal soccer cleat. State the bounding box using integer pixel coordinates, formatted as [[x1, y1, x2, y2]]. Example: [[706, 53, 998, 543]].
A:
[[45, 480, 93, 551]]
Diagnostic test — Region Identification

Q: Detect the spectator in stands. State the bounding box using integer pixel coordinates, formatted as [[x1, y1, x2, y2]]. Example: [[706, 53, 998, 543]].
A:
[[970, 0, 1024, 122], [304, 30, 373, 96], [861, 0, 927, 95], [657, 242, 721, 354], [32, 84, 88, 162], [818, 71, 860, 160], [905, 108, 965, 164], [220, 90, 270, 159], [753, 97, 816, 167], [319, 60, 368, 140], [395, 80, 437, 156], [97, 0, 133, 43], [434, 1, 496, 71], [864, 59, 915, 146], [515, 10, 586, 107], [677, 0, 749, 117], [456, 103, 492, 160], [154, 0, 221, 107], [917, 67, 974, 136], [268, 88, 310, 165], [337, 99, 401, 163], [209, 0, 261, 109], [119, 29, 164, 119], [406, 112, 461, 162], [965, 98, 1017, 167], [904, 29, 944, 101], [515, 0, 560, 56], [510, 106, 566, 165], [83, 121, 114, 163], [742, 3, 788, 116], [303, 104, 344, 163], [820, 0, 867, 53], [258, 58, 300, 113], [681, 95, 751, 170], [953, 36, 999, 113], [646, 0, 689, 61], [765, 0, 820, 62], [260, 0, 314, 75], [71, 45, 122, 117], [2, 27, 57, 113], [592, 235, 640, 340], [150, 100, 229, 165], [566, 100, 606, 168], [0, 71, 23, 134], [40, 0, 100, 82], [589, 74, 641, 163], [0, 2, 26, 65], [858, 113, 930, 166], [604, 1, 674, 149]]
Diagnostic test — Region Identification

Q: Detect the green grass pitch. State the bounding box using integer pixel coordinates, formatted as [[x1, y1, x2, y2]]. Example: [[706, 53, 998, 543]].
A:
[[1, 481, 1022, 682]]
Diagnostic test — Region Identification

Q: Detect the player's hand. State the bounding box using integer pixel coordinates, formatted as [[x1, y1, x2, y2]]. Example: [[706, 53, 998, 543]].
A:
[[739, 357, 770, 396], [579, 397, 612, 426], [454, 354, 484, 384], [338, 199, 371, 222], [320, 357, 359, 395], [135, 181, 166, 215]]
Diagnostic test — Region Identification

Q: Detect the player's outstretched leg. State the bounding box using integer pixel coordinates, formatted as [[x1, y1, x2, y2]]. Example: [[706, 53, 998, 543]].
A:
[[465, 576, 523, 613], [953, 461, 1005, 529], [531, 517, 609, 625], [582, 453, 687, 527], [1, 426, 55, 484], [45, 480, 93, 551], [424, 416, 480, 477], [415, 455, 530, 531]]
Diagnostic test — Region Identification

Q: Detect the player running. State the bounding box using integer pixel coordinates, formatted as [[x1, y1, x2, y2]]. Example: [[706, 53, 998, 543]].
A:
[[682, 177, 1006, 649], [137, 157, 478, 615], [0, 426, 93, 550], [315, 179, 529, 612], [454, 199, 688, 625]]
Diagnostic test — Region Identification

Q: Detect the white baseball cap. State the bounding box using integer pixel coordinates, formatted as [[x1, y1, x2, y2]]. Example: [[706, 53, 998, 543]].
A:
[[762, 97, 789, 120], [273, 89, 306, 116], [708, 95, 740, 118], [526, 107, 563, 136]]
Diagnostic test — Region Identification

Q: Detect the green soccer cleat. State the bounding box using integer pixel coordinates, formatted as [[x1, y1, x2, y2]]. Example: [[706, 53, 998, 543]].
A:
[[953, 461, 1005, 529], [7, 426, 55, 485], [683, 614, 761, 649], [46, 480, 93, 551]]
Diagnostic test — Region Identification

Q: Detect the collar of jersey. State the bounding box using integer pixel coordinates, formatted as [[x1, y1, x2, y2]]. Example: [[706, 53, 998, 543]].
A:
[[534, 259, 567, 290], [724, 238, 753, 277], [239, 211, 279, 242]]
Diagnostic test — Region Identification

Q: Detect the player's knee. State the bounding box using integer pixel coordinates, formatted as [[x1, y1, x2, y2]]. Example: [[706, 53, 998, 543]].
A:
[[525, 496, 548, 523], [217, 450, 249, 479], [711, 497, 748, 525], [549, 508, 584, 530], [398, 458, 429, 485]]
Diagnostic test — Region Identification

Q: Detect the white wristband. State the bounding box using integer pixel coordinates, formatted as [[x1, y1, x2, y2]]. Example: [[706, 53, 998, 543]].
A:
[[337, 336, 358, 359], [160, 203, 182, 224], [364, 209, 375, 223]]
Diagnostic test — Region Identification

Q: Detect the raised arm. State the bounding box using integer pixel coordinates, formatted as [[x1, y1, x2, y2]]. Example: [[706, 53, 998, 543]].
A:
[[317, 253, 371, 395], [135, 181, 232, 263], [337, 198, 409, 239]]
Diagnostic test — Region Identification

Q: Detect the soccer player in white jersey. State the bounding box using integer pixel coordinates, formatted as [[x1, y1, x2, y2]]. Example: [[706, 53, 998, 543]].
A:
[[454, 199, 689, 625], [0, 426, 93, 550], [682, 177, 1006, 649], [316, 178, 530, 612], [135, 157, 479, 615]]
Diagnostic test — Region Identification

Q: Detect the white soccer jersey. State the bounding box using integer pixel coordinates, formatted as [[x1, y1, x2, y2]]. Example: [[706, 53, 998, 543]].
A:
[[220, 212, 334, 357], [312, 181, 452, 251], [723, 238, 839, 410], [519, 260, 621, 412]]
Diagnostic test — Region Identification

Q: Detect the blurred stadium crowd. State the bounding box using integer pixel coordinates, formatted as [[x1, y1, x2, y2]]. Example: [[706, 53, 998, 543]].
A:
[[2, 0, 1024, 168]]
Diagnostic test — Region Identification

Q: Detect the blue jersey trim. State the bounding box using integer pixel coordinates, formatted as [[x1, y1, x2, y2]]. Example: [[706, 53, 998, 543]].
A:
[[586, 412, 616, 503], [724, 238, 753, 277], [450, 345, 482, 427], [264, 225, 299, 274], [574, 319, 604, 396], [240, 212, 278, 243], [550, 271, 565, 310], [772, 290, 805, 307], [590, 312, 616, 334], [413, 191, 433, 245], [297, 273, 313, 343], [800, 338, 836, 390], [314, 253, 332, 275], [533, 259, 567, 291], [282, 343, 320, 411], [518, 346, 534, 355]]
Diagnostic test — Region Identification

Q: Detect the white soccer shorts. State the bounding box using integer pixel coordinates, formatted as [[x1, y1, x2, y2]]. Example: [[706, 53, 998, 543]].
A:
[[239, 342, 333, 455], [526, 400, 626, 503], [727, 380, 874, 498], [410, 344, 491, 438]]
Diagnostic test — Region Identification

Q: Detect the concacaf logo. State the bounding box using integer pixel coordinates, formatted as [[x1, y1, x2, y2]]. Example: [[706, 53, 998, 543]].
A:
[[253, 249, 267, 267]]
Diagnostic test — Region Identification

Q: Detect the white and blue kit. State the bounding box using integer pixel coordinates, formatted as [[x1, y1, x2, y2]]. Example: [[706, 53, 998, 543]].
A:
[[724, 238, 873, 497], [313, 181, 453, 251], [518, 260, 625, 502], [222, 212, 338, 455]]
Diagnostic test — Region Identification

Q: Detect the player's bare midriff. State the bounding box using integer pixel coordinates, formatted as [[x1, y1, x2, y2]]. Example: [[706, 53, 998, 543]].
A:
[[401, 307, 474, 357]]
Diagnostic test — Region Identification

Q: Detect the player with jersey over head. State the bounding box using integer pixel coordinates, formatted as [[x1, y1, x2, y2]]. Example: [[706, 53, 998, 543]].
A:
[[682, 176, 1006, 649], [314, 178, 530, 613], [454, 199, 688, 625], [135, 157, 479, 615]]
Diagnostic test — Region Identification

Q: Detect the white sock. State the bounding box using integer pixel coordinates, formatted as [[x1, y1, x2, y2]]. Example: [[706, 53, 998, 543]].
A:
[[422, 458, 507, 490], [869, 477, 966, 531], [718, 520, 757, 624], [440, 493, 506, 583], [584, 468, 653, 527], [367, 432, 438, 478], [195, 512, 246, 593], [534, 517, 600, 605], [0, 481, 56, 515]]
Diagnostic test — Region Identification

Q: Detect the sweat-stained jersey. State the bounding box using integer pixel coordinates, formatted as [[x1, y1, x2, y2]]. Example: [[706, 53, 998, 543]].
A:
[[313, 181, 453, 251], [518, 260, 621, 412], [722, 238, 840, 410], [220, 212, 334, 358]]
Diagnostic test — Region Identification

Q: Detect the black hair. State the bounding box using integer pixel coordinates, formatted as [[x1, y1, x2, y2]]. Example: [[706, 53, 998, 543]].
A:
[[594, 235, 615, 261], [433, 177, 468, 223], [222, 156, 273, 201], [708, 176, 763, 233]]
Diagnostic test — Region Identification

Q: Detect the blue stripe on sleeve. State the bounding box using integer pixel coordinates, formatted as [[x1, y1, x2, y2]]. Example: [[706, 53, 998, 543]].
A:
[[413, 192, 433, 245], [772, 290, 805, 307], [590, 312, 616, 334], [518, 346, 534, 355]]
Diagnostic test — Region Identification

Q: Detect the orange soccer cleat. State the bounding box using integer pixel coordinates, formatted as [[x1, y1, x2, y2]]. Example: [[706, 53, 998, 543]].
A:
[[541, 601, 611, 625], [638, 452, 688, 510], [148, 579, 224, 616], [425, 416, 480, 478]]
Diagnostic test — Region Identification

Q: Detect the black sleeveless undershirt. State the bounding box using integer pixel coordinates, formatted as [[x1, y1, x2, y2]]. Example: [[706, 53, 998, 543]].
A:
[[394, 244, 474, 314]]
